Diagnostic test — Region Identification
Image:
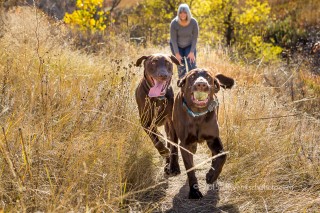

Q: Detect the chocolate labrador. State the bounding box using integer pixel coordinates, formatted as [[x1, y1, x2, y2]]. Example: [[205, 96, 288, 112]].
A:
[[173, 68, 234, 199], [135, 53, 181, 175]]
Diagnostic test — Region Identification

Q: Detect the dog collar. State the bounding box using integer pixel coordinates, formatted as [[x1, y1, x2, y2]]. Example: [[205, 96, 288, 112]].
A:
[[155, 96, 166, 101], [182, 98, 219, 117]]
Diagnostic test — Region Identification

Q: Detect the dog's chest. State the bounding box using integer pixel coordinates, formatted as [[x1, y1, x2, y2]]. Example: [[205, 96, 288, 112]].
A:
[[142, 97, 173, 125], [186, 121, 211, 143], [150, 98, 171, 113]]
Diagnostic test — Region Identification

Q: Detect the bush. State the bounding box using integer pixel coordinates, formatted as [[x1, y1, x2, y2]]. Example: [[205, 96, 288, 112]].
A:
[[64, 0, 109, 32]]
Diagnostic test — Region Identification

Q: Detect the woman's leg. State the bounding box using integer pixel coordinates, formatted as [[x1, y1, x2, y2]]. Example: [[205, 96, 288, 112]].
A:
[[178, 47, 188, 78], [170, 43, 186, 79], [185, 45, 197, 71]]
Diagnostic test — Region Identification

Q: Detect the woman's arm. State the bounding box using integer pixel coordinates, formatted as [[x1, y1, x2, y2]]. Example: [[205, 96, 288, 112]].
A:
[[190, 18, 199, 53], [170, 20, 182, 62]]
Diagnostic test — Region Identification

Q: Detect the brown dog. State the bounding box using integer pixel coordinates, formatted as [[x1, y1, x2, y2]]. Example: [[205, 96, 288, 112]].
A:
[[135, 53, 181, 175], [173, 68, 234, 199]]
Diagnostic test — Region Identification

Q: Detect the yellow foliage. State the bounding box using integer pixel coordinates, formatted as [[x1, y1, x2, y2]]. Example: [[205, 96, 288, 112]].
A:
[[250, 35, 282, 61], [237, 0, 270, 25], [64, 0, 108, 33], [234, 0, 282, 61]]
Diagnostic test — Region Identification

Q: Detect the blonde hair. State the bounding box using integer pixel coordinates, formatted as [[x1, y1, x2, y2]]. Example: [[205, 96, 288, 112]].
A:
[[176, 3, 192, 25]]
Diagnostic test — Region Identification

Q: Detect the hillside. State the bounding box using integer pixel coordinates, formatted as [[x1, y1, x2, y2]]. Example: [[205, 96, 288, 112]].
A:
[[0, 6, 319, 212]]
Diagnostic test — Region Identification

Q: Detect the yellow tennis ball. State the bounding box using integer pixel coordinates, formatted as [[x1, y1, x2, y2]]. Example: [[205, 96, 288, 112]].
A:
[[194, 91, 208, 101]]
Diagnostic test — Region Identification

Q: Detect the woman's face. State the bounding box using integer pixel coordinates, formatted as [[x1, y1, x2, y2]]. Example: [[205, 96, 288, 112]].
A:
[[179, 11, 187, 21]]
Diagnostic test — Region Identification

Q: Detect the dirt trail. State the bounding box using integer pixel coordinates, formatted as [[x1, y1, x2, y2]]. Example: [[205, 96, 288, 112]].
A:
[[136, 145, 240, 213]]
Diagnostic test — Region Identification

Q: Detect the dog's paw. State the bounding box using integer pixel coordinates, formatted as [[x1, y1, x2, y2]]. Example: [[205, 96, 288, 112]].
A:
[[206, 168, 218, 184], [169, 164, 181, 176], [188, 184, 203, 199], [164, 163, 180, 176]]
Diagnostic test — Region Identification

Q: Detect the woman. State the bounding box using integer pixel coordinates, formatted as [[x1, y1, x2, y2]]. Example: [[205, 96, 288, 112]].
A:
[[170, 3, 199, 79]]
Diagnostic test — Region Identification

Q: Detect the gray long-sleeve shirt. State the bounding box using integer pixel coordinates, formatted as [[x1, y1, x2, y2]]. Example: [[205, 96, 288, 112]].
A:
[[170, 17, 199, 54]]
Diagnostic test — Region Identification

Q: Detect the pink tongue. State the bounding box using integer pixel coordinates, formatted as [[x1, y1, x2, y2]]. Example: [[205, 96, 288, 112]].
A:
[[148, 80, 165, 97]]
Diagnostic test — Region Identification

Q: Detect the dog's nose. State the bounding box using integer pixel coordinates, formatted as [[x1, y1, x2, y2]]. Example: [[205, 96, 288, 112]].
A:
[[195, 81, 208, 90], [194, 77, 209, 90], [158, 70, 169, 79], [159, 73, 168, 78]]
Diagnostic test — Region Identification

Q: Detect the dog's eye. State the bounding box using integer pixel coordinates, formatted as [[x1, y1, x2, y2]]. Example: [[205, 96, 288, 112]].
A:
[[151, 61, 156, 66], [205, 75, 212, 81], [188, 75, 195, 82]]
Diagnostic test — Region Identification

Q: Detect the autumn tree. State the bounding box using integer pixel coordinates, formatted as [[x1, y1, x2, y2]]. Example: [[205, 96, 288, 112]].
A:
[[192, 0, 238, 46], [64, 0, 121, 33], [131, 0, 282, 61], [130, 0, 195, 44], [235, 0, 282, 61]]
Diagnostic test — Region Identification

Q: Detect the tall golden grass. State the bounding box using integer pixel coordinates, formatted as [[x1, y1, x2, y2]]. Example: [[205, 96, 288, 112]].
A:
[[0, 6, 319, 212], [198, 48, 319, 212], [0, 7, 161, 212]]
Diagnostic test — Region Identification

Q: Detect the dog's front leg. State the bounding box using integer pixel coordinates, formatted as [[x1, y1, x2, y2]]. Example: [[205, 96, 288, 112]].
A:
[[143, 125, 170, 157], [206, 137, 227, 184], [180, 143, 203, 199], [164, 120, 180, 176]]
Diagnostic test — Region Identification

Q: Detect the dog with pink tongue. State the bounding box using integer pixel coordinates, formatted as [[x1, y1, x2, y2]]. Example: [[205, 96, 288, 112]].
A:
[[135, 53, 182, 175]]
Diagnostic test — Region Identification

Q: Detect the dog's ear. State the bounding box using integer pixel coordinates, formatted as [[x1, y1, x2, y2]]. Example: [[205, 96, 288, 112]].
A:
[[135, 56, 149, 67], [213, 78, 221, 93], [169, 55, 182, 66], [215, 73, 234, 89], [177, 75, 187, 87]]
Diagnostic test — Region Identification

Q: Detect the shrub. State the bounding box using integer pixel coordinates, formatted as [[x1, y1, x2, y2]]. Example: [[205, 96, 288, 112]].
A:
[[64, 0, 109, 32]]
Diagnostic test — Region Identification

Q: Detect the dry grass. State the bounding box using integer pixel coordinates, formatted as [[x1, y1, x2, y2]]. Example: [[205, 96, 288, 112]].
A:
[[198, 47, 320, 212], [0, 6, 319, 212], [0, 7, 161, 212]]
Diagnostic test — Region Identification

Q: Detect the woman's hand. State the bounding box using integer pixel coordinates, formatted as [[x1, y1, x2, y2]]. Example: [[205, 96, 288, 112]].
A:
[[187, 52, 195, 64], [175, 53, 182, 63]]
